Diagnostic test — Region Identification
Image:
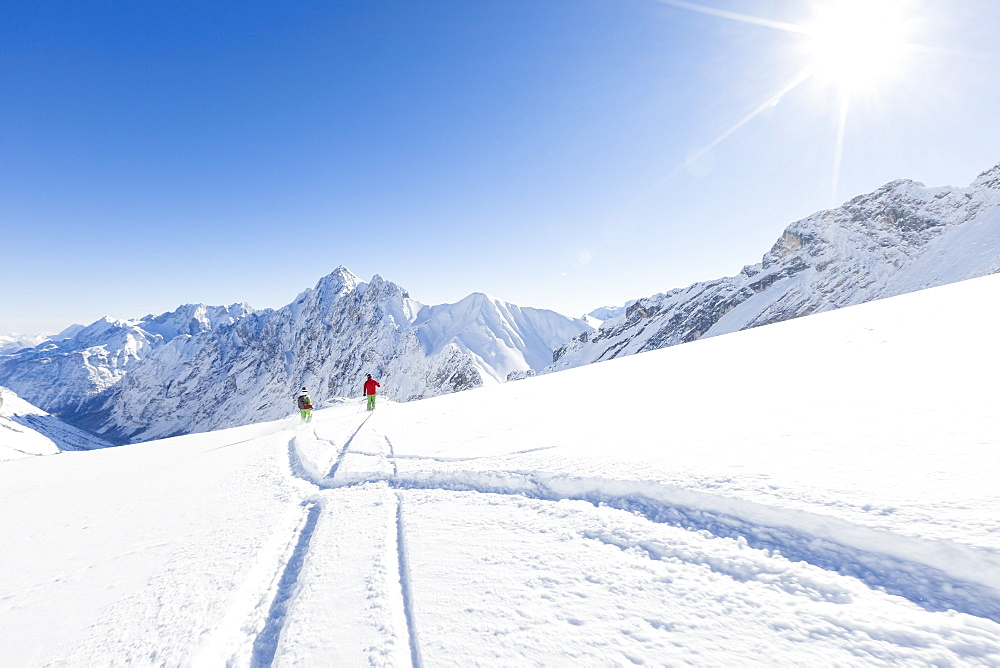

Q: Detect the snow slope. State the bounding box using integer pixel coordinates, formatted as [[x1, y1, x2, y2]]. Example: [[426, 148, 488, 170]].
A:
[[1, 272, 999, 665], [549, 162, 1000, 372], [0, 386, 111, 461]]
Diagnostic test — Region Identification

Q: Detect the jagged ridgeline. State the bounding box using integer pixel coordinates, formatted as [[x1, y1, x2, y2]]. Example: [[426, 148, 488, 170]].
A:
[[549, 162, 1000, 372], [2, 162, 1000, 445], [0, 270, 591, 443]]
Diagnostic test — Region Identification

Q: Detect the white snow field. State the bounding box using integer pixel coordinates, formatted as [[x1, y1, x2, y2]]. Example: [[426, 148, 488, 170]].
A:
[[2, 274, 1000, 666]]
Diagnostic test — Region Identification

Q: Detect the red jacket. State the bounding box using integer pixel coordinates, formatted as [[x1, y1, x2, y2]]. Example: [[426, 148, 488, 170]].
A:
[[364, 378, 380, 396]]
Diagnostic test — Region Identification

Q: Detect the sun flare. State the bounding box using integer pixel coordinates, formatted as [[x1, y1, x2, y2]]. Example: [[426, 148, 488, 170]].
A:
[[655, 0, 927, 206], [804, 0, 912, 90]]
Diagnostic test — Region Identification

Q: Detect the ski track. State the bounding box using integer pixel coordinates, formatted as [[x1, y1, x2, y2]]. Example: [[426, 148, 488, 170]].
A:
[[385, 436, 399, 477], [249, 500, 322, 667], [275, 411, 1000, 668], [275, 417, 416, 665], [286, 416, 1000, 626], [395, 492, 421, 668], [326, 414, 372, 480], [383, 473, 1000, 624]]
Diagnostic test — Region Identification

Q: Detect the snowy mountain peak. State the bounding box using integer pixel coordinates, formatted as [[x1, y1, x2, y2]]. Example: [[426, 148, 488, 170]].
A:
[[6, 265, 589, 443], [0, 300, 258, 421], [72, 316, 149, 347], [363, 273, 410, 301], [319, 265, 363, 293], [453, 292, 501, 310], [972, 162, 1000, 190], [139, 302, 254, 340], [549, 161, 1000, 372], [413, 292, 593, 383], [299, 266, 365, 311]]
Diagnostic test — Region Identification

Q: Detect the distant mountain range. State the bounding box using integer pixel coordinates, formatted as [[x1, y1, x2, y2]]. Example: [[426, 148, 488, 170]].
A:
[[2, 161, 999, 444], [0, 270, 589, 443], [0, 304, 253, 423], [547, 162, 1000, 372]]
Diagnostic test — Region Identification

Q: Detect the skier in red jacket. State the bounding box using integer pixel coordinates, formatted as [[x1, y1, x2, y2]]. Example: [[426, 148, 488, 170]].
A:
[[363, 374, 381, 411]]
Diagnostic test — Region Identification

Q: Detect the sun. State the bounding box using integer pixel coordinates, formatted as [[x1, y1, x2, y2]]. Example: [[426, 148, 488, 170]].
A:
[[653, 0, 926, 205], [803, 0, 913, 91]]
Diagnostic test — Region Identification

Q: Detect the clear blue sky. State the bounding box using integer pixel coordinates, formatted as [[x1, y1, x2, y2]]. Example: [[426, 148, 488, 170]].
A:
[[3, 0, 999, 334]]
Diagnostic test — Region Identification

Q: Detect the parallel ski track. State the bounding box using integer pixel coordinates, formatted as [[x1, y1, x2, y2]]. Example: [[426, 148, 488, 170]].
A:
[[382, 472, 1000, 624], [285, 412, 1000, 645], [326, 414, 372, 480], [282, 417, 419, 666], [395, 492, 422, 668], [249, 500, 322, 667], [320, 451, 1000, 622]]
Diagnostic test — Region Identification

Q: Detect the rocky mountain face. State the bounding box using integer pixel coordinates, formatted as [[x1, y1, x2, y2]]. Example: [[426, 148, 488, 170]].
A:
[[1, 269, 590, 443], [548, 162, 1000, 372], [0, 304, 252, 419]]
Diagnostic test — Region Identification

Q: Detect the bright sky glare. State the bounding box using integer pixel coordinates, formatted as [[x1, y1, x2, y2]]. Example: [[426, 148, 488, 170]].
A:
[[2, 0, 999, 334], [803, 0, 913, 89]]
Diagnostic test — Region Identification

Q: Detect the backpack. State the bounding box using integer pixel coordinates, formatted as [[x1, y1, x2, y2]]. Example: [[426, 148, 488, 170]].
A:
[[297, 395, 309, 410]]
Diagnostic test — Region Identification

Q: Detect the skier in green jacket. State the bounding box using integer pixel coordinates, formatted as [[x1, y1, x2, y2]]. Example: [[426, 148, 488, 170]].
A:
[[296, 388, 313, 422]]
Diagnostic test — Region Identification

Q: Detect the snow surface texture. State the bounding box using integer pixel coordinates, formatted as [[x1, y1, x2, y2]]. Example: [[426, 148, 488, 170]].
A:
[[0, 386, 111, 460], [0, 270, 589, 444], [2, 273, 999, 665], [549, 162, 1000, 372]]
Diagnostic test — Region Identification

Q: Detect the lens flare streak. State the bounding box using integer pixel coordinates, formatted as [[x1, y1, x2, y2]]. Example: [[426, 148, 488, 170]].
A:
[[654, 0, 807, 34], [646, 0, 922, 211], [678, 68, 816, 182], [831, 91, 851, 208]]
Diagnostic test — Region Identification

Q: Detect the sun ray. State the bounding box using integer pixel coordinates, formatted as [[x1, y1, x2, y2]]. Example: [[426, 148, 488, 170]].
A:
[[614, 0, 928, 226], [606, 67, 816, 223], [831, 90, 850, 207], [654, 0, 807, 34], [678, 68, 815, 180]]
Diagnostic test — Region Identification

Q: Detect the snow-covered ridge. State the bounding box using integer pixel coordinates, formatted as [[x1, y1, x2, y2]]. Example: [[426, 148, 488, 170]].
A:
[[0, 332, 51, 355], [0, 386, 111, 460], [0, 302, 253, 419], [548, 161, 1000, 371], [0, 267, 590, 443], [90, 268, 590, 443], [0, 323, 85, 355], [412, 291, 583, 381]]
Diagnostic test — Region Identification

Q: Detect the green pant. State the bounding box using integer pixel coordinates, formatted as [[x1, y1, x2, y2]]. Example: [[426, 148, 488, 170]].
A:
[[300, 408, 312, 422], [366, 394, 376, 411]]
